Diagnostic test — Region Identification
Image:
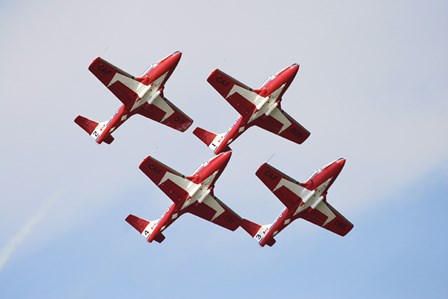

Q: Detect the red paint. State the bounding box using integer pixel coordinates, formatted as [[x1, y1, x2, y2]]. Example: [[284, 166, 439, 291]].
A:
[[75, 51, 192, 144], [196, 64, 310, 154], [246, 159, 353, 247]]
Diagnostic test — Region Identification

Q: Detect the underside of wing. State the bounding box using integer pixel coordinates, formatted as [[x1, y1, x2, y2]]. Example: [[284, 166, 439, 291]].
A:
[[254, 107, 310, 144], [89, 57, 138, 105], [207, 69, 258, 117], [300, 200, 353, 236], [137, 93, 193, 132], [188, 194, 242, 231], [256, 163, 304, 209], [139, 156, 191, 204]]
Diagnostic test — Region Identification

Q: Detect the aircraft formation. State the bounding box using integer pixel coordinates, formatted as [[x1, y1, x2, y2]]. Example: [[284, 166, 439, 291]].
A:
[[75, 51, 353, 247]]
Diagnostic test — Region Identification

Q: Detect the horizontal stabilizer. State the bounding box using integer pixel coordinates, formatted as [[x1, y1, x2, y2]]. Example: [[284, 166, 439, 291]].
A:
[[264, 238, 276, 247], [153, 233, 165, 243], [125, 214, 166, 243], [74, 115, 114, 144], [193, 127, 231, 153], [193, 127, 217, 146], [125, 214, 150, 234], [74, 115, 98, 135], [241, 219, 261, 237], [102, 135, 114, 144], [241, 219, 276, 247]]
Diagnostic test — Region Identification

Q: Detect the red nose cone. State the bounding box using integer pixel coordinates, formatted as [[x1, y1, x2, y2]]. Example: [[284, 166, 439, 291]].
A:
[[282, 63, 299, 81], [169, 51, 182, 64], [333, 158, 346, 173], [290, 63, 300, 71], [160, 51, 182, 70], [218, 151, 232, 165]]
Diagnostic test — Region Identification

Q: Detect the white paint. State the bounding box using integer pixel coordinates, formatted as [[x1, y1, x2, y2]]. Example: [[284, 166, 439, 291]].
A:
[[107, 70, 174, 122], [253, 224, 272, 242], [157, 157, 227, 222], [141, 219, 160, 238]]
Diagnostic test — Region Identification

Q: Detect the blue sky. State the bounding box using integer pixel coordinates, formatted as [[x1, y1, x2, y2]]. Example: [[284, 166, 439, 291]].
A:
[[1, 0, 447, 298]]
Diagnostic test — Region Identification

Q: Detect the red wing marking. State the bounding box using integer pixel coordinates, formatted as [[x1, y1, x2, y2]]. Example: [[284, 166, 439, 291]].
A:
[[138, 94, 193, 132], [254, 107, 310, 145], [188, 194, 242, 231], [256, 163, 303, 209], [207, 69, 257, 117], [300, 200, 354, 236], [89, 57, 138, 105], [139, 156, 190, 204]]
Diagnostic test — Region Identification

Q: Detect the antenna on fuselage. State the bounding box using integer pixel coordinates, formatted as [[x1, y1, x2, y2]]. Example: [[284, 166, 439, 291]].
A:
[[101, 46, 109, 56], [266, 153, 276, 163], [149, 145, 159, 157], [217, 57, 228, 69]]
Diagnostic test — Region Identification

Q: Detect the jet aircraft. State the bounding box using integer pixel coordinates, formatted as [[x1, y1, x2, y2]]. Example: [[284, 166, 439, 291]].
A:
[[126, 151, 242, 243], [75, 51, 193, 144], [193, 64, 310, 154], [241, 159, 353, 247]]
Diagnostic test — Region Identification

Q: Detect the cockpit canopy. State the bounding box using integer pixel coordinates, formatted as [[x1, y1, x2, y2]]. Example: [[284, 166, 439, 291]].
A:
[[142, 63, 158, 76], [305, 169, 322, 182], [261, 75, 275, 87]]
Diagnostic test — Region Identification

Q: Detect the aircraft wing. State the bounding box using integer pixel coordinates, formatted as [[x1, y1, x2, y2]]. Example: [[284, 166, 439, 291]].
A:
[[300, 199, 354, 236], [254, 107, 310, 144], [89, 57, 138, 105], [139, 156, 191, 204], [138, 93, 193, 132], [207, 69, 258, 117], [188, 193, 242, 231], [256, 163, 305, 209]]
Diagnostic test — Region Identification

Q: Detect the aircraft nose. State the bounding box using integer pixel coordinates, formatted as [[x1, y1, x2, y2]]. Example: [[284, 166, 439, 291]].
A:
[[290, 63, 300, 72], [220, 150, 232, 162], [283, 63, 299, 79], [213, 150, 231, 166], [208, 151, 232, 173], [334, 158, 346, 172], [169, 51, 182, 64]]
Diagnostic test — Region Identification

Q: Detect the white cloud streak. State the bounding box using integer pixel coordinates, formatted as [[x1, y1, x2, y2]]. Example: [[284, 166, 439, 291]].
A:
[[0, 0, 446, 257], [0, 190, 62, 270]]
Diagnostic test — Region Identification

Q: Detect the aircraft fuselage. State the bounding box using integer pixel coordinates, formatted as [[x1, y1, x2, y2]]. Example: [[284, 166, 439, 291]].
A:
[[146, 151, 233, 242], [92, 52, 182, 144], [213, 64, 299, 154], [259, 159, 346, 246]]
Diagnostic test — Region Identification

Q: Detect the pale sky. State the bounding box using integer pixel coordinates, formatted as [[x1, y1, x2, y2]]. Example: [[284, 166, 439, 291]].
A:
[[1, 0, 447, 298]]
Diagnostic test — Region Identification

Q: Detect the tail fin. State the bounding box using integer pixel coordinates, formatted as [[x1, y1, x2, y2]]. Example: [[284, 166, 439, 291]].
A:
[[241, 219, 276, 247], [193, 127, 231, 153], [125, 214, 165, 243], [74, 115, 114, 144], [74, 115, 98, 134], [241, 219, 262, 237], [102, 135, 114, 144]]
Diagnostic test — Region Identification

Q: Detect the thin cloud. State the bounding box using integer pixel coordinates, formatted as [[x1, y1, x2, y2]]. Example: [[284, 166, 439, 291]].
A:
[[0, 190, 62, 270]]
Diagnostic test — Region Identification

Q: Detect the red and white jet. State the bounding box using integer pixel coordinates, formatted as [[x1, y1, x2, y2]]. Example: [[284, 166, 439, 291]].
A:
[[242, 159, 353, 247], [126, 151, 242, 244], [193, 64, 310, 154], [75, 51, 193, 144]]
